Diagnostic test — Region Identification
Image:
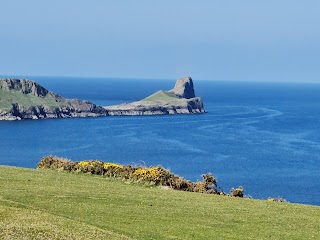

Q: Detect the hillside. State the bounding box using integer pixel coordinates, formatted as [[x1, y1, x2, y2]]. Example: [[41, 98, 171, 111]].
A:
[[0, 78, 107, 120], [0, 166, 319, 239]]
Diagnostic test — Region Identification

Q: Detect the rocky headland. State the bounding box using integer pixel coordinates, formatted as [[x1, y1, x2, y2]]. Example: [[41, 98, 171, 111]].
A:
[[105, 77, 206, 115], [0, 78, 107, 120], [0, 76, 205, 120]]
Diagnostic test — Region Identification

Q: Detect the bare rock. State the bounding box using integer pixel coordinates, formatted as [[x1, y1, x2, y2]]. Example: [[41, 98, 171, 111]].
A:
[[170, 76, 195, 99], [0, 78, 49, 97]]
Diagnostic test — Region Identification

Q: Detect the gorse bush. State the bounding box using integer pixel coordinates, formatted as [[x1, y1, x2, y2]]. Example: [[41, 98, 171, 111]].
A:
[[37, 156, 77, 171], [202, 173, 218, 193], [230, 186, 244, 197], [37, 156, 242, 197], [77, 161, 105, 175]]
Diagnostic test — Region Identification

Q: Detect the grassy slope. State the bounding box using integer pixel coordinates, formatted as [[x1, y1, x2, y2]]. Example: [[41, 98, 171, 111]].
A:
[[142, 90, 177, 101], [0, 89, 62, 110], [0, 205, 127, 240], [141, 90, 186, 104], [0, 166, 319, 239], [138, 90, 191, 109]]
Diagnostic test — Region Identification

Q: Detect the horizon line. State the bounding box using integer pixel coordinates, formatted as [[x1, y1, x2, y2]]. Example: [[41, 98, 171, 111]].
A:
[[1, 73, 319, 84]]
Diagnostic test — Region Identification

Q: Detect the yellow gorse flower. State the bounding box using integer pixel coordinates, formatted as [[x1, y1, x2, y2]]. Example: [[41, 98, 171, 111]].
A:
[[133, 167, 164, 181], [103, 163, 123, 169], [79, 161, 90, 167]]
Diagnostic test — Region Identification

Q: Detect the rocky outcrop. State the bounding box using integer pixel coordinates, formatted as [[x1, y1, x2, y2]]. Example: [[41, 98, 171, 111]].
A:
[[0, 101, 107, 120], [0, 78, 107, 120], [105, 76, 205, 116], [0, 78, 49, 97], [169, 76, 195, 99]]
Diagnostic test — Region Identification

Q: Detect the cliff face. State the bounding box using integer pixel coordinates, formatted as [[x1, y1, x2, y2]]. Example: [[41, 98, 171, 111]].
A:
[[169, 76, 195, 99], [0, 79, 50, 97], [0, 78, 107, 120], [105, 76, 206, 116]]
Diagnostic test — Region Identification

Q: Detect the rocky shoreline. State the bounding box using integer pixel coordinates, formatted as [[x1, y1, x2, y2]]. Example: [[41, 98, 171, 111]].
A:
[[105, 97, 205, 116], [0, 103, 107, 121], [0, 77, 205, 121]]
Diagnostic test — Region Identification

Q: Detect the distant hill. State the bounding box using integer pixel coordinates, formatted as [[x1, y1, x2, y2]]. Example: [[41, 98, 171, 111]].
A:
[[0, 77, 205, 120]]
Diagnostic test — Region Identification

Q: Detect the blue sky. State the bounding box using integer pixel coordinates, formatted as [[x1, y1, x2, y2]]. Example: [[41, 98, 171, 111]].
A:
[[0, 1, 319, 82]]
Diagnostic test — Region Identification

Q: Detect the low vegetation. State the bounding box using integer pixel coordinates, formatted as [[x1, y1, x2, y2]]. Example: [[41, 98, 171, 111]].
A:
[[142, 90, 180, 102], [37, 156, 240, 196], [0, 165, 319, 239], [0, 89, 61, 110]]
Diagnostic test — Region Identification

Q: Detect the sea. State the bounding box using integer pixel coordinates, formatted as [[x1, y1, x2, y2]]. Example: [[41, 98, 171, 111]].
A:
[[1, 76, 320, 206]]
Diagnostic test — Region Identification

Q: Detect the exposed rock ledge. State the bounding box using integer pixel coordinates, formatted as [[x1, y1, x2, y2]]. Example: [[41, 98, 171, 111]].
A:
[[0, 77, 205, 120]]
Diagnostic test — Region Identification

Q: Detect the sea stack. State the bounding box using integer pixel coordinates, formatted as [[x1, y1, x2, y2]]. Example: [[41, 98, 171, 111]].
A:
[[169, 76, 195, 99]]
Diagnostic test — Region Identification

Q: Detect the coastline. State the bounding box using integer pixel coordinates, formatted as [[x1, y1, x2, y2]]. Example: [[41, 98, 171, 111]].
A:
[[0, 77, 206, 121]]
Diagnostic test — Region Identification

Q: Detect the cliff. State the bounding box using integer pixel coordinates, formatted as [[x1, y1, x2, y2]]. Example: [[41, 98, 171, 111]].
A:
[[0, 78, 107, 120], [105, 77, 205, 115]]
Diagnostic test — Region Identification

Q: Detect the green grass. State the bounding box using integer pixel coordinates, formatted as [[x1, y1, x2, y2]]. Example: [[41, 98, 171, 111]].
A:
[[0, 166, 319, 239], [0, 89, 62, 109], [140, 90, 190, 108], [142, 90, 181, 102], [0, 205, 127, 240]]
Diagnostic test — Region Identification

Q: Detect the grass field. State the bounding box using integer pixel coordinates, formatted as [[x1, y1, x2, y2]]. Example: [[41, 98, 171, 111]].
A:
[[0, 166, 319, 239]]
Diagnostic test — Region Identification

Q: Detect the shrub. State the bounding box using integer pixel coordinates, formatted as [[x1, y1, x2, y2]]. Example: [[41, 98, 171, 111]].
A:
[[133, 167, 158, 182], [193, 181, 206, 193], [167, 176, 194, 191], [201, 173, 218, 194], [230, 186, 244, 197], [202, 173, 217, 188], [37, 156, 76, 171], [76, 161, 104, 175]]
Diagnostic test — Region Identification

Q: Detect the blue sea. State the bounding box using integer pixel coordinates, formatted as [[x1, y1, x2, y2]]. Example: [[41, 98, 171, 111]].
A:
[[1, 76, 320, 206]]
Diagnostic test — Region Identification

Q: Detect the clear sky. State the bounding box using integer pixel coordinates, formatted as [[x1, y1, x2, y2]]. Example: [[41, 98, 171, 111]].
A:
[[0, 0, 319, 82]]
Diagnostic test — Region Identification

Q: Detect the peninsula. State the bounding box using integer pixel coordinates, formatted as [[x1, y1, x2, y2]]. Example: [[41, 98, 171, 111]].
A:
[[0, 77, 205, 120]]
